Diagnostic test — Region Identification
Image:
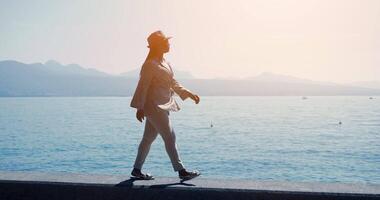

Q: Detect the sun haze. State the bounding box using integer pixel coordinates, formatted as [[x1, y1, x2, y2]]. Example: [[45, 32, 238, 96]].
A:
[[0, 0, 379, 83]]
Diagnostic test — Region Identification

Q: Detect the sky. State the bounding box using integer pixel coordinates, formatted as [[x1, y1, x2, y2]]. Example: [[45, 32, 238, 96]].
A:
[[0, 0, 379, 83]]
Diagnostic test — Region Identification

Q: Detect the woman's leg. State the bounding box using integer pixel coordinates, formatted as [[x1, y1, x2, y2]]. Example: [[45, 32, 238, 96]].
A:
[[146, 110, 185, 172], [133, 119, 158, 170]]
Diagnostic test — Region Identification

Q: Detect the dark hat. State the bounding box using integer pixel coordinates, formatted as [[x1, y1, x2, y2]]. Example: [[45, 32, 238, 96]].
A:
[[147, 30, 172, 48]]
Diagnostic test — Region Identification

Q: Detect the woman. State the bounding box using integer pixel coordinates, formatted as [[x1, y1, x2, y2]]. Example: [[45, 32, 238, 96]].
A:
[[130, 30, 201, 180]]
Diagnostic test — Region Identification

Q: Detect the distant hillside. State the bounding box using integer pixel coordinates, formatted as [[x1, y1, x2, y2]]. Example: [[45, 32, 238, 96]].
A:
[[177, 79, 380, 96], [1, 60, 380, 97], [0, 60, 130, 96], [349, 81, 380, 90], [246, 72, 337, 86], [43, 60, 110, 77]]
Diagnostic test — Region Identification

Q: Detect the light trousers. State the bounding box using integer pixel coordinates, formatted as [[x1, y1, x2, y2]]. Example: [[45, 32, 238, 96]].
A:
[[133, 109, 185, 172]]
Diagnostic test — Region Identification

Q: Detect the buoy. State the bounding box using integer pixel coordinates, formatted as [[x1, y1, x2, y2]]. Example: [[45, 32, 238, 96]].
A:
[[338, 121, 342, 125]]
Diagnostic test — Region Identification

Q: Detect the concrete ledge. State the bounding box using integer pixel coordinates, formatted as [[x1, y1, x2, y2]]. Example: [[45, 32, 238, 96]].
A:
[[1, 171, 379, 200]]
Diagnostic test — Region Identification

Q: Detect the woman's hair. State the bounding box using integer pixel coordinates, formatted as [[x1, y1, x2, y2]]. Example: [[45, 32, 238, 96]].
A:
[[145, 49, 156, 61], [145, 47, 161, 62]]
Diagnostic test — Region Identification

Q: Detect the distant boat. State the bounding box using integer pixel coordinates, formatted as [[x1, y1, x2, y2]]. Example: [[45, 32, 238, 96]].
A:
[[369, 97, 374, 99], [302, 96, 308, 100]]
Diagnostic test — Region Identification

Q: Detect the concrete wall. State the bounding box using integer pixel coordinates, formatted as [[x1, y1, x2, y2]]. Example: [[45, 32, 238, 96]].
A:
[[1, 171, 379, 200]]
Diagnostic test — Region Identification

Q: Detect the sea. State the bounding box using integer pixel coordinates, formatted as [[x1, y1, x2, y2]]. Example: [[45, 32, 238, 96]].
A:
[[0, 96, 379, 184]]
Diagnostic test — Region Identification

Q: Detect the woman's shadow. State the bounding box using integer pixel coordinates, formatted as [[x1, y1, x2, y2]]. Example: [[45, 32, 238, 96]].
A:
[[115, 177, 196, 188]]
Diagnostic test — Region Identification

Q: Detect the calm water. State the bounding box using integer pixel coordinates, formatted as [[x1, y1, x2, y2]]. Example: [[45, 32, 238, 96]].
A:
[[0, 96, 379, 184]]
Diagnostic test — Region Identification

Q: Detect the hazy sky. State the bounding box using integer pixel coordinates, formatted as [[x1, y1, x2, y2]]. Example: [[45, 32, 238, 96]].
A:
[[1, 0, 379, 83]]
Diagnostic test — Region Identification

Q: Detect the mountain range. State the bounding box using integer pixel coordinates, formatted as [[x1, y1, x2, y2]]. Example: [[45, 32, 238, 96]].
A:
[[0, 60, 379, 97]]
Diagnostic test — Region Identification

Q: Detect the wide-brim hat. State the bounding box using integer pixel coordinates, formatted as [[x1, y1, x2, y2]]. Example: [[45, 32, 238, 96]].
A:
[[147, 30, 172, 48]]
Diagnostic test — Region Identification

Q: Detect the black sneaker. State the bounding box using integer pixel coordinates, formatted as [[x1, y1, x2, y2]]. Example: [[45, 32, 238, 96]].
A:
[[179, 170, 201, 181], [131, 169, 155, 180]]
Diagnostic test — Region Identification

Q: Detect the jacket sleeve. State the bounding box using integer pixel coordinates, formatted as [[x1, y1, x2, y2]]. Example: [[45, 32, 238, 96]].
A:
[[171, 78, 192, 101], [130, 62, 155, 110]]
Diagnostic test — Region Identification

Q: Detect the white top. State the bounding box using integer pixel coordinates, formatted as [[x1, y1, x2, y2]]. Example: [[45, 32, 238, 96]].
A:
[[130, 58, 192, 114]]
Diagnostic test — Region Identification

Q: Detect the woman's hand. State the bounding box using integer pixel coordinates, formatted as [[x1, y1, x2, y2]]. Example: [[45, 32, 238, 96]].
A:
[[136, 109, 145, 122], [189, 92, 200, 104]]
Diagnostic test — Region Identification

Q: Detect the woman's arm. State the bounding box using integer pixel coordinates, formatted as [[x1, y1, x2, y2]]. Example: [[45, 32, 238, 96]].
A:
[[171, 78, 192, 100], [130, 61, 155, 111], [171, 78, 200, 104]]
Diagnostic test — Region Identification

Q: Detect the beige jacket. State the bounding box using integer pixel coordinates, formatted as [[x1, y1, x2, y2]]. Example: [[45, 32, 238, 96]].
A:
[[130, 58, 192, 114]]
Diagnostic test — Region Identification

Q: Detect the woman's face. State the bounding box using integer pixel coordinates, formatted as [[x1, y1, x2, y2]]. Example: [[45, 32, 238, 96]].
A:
[[154, 39, 170, 53], [161, 39, 170, 53]]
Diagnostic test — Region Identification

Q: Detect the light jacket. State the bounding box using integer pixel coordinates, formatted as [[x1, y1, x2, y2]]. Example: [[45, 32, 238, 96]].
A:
[[130, 58, 192, 114]]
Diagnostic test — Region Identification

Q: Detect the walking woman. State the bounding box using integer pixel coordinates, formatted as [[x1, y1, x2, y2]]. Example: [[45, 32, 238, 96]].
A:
[[130, 30, 201, 180]]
